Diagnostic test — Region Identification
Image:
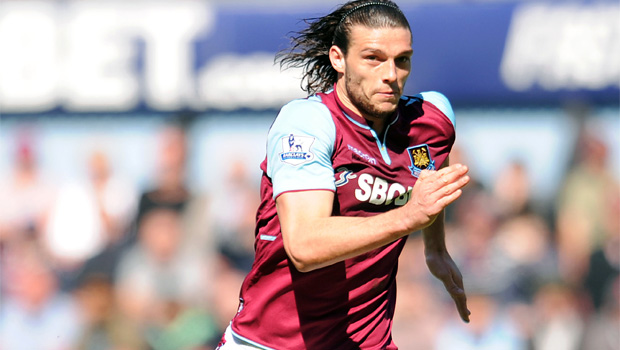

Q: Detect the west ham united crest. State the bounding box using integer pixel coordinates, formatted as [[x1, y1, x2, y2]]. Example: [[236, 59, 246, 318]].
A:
[[407, 144, 435, 177]]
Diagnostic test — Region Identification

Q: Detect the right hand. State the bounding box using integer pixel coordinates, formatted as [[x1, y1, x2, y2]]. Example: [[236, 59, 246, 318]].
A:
[[404, 163, 469, 229]]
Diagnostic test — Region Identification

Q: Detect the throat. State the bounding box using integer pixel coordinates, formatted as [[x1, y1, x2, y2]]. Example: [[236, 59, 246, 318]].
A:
[[365, 118, 386, 141]]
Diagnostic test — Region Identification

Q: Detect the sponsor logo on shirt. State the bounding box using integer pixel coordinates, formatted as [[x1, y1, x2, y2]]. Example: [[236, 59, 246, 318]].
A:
[[354, 173, 413, 206], [407, 144, 435, 177], [335, 167, 358, 187], [347, 144, 377, 165], [279, 134, 315, 166]]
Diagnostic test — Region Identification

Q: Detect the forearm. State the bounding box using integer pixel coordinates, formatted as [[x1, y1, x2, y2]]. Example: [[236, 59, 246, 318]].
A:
[[279, 201, 420, 272], [422, 208, 471, 323], [422, 209, 448, 254]]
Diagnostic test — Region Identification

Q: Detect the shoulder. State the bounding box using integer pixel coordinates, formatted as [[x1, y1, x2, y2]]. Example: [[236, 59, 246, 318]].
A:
[[278, 95, 332, 121], [271, 96, 336, 136], [402, 91, 455, 127]]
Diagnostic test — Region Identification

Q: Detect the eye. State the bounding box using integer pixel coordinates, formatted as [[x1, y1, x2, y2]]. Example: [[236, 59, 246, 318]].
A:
[[396, 56, 410, 64]]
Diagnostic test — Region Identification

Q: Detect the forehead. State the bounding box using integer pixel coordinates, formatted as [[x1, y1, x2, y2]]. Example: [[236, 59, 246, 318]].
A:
[[347, 25, 412, 53]]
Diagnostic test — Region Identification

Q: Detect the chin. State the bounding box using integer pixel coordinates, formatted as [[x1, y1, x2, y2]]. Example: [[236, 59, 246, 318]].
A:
[[371, 107, 397, 119], [378, 102, 398, 115]]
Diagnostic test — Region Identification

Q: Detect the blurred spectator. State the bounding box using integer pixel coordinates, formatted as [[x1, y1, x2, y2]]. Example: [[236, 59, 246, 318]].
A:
[[203, 158, 258, 335], [492, 159, 532, 219], [210, 253, 247, 338], [580, 276, 620, 350], [209, 159, 259, 273], [43, 149, 138, 290], [125, 123, 219, 295], [530, 283, 585, 350], [74, 274, 147, 350], [582, 194, 620, 311], [446, 188, 506, 296], [115, 208, 218, 348], [556, 130, 619, 284], [0, 239, 83, 350], [0, 129, 54, 243], [142, 299, 220, 350], [493, 213, 558, 302], [132, 124, 191, 239]]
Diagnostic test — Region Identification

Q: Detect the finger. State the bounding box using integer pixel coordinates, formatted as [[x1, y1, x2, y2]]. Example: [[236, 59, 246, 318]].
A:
[[436, 164, 468, 184], [454, 291, 470, 323], [443, 277, 470, 323], [440, 175, 470, 196], [451, 272, 470, 323], [436, 189, 463, 208], [437, 163, 468, 178], [424, 167, 467, 192], [418, 169, 433, 180], [429, 174, 468, 206]]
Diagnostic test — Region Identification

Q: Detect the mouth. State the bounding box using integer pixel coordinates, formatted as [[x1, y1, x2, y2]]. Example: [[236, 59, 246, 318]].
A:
[[377, 86, 401, 96], [376, 91, 400, 101]]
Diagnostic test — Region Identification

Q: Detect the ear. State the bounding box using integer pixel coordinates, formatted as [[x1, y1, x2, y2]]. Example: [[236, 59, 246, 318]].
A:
[[329, 45, 346, 74]]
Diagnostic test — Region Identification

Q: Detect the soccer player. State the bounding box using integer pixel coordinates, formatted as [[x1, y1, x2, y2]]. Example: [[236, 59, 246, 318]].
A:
[[217, 1, 471, 349]]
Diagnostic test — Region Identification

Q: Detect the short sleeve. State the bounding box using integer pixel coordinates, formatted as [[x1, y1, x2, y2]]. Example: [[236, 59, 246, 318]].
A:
[[416, 91, 456, 127], [266, 97, 337, 199]]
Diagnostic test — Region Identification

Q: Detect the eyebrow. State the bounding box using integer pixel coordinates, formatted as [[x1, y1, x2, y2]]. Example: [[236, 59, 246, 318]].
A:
[[360, 48, 413, 56]]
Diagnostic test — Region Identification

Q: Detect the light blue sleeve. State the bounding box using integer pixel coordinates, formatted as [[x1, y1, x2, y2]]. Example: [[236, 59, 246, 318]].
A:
[[266, 97, 337, 199], [417, 91, 456, 126]]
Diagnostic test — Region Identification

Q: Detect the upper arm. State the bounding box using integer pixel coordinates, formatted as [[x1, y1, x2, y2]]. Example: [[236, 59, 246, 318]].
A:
[[266, 98, 337, 198], [276, 190, 335, 253], [266, 98, 338, 263]]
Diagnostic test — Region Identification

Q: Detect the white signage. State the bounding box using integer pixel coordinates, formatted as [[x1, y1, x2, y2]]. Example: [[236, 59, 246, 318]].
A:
[[0, 0, 214, 112], [501, 4, 620, 92]]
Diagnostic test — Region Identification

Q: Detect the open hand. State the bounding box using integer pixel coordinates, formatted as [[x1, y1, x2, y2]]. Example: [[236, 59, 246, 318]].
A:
[[426, 250, 470, 322]]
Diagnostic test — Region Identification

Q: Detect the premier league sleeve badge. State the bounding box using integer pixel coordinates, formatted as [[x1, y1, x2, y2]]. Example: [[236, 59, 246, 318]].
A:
[[407, 144, 435, 177], [278, 133, 316, 166]]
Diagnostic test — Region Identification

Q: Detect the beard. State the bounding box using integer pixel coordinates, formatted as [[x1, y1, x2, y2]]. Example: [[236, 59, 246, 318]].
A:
[[345, 75, 398, 120]]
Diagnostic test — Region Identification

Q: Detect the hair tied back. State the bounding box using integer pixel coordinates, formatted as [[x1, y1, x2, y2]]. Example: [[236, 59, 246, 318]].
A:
[[339, 1, 401, 26]]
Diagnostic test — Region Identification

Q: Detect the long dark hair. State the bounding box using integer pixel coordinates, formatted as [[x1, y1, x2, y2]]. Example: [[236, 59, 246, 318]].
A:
[[277, 0, 411, 95]]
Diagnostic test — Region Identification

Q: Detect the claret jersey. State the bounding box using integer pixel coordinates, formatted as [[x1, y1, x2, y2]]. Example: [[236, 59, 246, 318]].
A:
[[230, 84, 456, 350]]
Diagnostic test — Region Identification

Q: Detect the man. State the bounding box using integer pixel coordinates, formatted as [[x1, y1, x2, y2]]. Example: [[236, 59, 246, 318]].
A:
[[218, 1, 470, 349]]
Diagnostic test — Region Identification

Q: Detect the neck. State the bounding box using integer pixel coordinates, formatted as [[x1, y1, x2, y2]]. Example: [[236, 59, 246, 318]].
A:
[[335, 83, 386, 134]]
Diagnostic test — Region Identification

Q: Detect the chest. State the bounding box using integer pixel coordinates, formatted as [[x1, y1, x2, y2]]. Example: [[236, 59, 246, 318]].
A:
[[330, 118, 439, 216]]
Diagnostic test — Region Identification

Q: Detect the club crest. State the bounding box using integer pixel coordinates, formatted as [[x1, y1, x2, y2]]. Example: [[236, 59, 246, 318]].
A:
[[407, 144, 435, 177], [279, 134, 315, 166]]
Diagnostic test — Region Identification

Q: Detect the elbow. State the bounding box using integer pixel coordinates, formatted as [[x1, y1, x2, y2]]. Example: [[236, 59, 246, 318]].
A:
[[285, 239, 320, 273], [291, 259, 314, 273]]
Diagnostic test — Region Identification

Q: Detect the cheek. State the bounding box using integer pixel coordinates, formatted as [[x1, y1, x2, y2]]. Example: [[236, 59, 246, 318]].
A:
[[344, 66, 360, 84], [346, 78, 370, 104], [345, 62, 374, 83], [399, 69, 411, 83], [344, 72, 362, 94]]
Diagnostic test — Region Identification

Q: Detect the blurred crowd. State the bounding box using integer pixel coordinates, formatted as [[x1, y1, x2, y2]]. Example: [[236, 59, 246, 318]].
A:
[[0, 113, 618, 350]]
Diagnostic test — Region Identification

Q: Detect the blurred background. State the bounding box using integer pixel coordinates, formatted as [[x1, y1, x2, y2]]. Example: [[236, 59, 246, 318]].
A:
[[0, 0, 618, 349]]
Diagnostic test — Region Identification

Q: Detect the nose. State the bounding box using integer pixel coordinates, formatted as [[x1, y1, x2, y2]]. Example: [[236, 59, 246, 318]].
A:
[[382, 60, 397, 83]]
